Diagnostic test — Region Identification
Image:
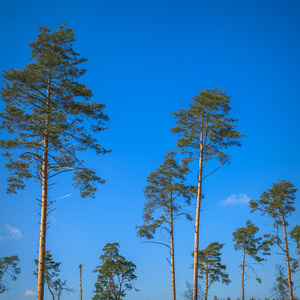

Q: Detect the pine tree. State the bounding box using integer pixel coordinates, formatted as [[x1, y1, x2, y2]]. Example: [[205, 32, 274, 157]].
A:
[[0, 255, 21, 293], [34, 250, 73, 300], [270, 264, 289, 300], [93, 243, 137, 300], [171, 88, 243, 300], [232, 220, 273, 300], [137, 151, 196, 300], [0, 24, 109, 300], [197, 242, 230, 300], [250, 180, 298, 300]]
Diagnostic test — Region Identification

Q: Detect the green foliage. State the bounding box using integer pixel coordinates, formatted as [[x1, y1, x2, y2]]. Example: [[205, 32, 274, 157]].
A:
[[250, 180, 296, 227], [171, 88, 243, 167], [93, 243, 137, 300], [233, 220, 273, 286], [270, 264, 289, 300], [197, 242, 230, 297], [290, 225, 300, 254], [233, 220, 273, 264], [34, 250, 73, 299], [136, 151, 196, 241], [0, 255, 21, 293], [0, 23, 109, 197]]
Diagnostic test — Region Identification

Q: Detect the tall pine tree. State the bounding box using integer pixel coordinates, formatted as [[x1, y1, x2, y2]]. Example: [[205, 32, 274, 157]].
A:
[[0, 24, 109, 300], [137, 151, 196, 300], [171, 88, 243, 300], [250, 180, 298, 300]]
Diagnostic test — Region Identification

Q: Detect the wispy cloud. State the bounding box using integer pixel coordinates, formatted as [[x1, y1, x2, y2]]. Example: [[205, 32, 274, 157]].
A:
[[0, 236, 4, 241], [24, 290, 36, 297], [220, 193, 250, 207], [6, 225, 23, 239]]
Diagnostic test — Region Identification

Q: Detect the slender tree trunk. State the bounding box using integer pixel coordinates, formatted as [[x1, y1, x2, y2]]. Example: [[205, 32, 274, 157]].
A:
[[193, 138, 204, 300], [204, 263, 208, 300], [282, 213, 293, 300], [46, 280, 55, 300], [37, 78, 51, 300], [37, 135, 49, 300], [170, 194, 176, 300], [241, 246, 245, 300], [79, 264, 83, 300]]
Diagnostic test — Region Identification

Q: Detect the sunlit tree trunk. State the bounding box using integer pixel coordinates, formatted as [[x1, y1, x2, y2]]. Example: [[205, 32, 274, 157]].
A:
[[241, 245, 245, 300], [170, 193, 176, 300], [37, 79, 51, 300], [204, 263, 208, 300], [282, 211, 293, 300], [193, 134, 203, 300]]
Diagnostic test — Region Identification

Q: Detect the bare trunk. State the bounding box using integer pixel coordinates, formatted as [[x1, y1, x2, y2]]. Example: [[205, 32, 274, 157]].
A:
[[241, 246, 245, 300], [282, 213, 293, 300], [79, 264, 82, 300], [108, 263, 111, 300], [170, 196, 176, 300], [204, 263, 208, 300], [37, 136, 49, 300], [37, 78, 51, 300], [192, 138, 203, 300]]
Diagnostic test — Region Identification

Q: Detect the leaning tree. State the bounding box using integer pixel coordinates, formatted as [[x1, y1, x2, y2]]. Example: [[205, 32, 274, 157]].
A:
[[0, 24, 109, 300], [171, 88, 243, 300]]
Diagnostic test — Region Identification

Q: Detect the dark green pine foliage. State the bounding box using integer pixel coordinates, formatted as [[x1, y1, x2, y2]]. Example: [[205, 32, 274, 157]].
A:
[[0, 255, 21, 293], [0, 23, 109, 300], [137, 150, 195, 240], [0, 23, 109, 196], [136, 150, 196, 300], [197, 242, 230, 300], [290, 225, 300, 257], [250, 180, 298, 300], [171, 88, 243, 300], [232, 220, 273, 300], [34, 251, 73, 300], [271, 264, 289, 300], [93, 243, 137, 300]]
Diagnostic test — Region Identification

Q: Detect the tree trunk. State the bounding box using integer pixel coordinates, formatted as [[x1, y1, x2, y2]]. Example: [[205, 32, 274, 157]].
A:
[[192, 138, 204, 300], [37, 136, 49, 300], [37, 78, 51, 300], [204, 263, 208, 300], [170, 194, 176, 300], [282, 213, 293, 300], [46, 280, 55, 300], [241, 246, 245, 300]]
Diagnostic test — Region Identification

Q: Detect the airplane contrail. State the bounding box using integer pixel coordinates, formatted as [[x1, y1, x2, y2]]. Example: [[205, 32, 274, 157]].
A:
[[55, 194, 72, 201]]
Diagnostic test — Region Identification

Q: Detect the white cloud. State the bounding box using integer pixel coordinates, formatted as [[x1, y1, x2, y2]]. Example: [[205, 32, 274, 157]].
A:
[[220, 193, 250, 207], [6, 224, 23, 239], [24, 290, 36, 297]]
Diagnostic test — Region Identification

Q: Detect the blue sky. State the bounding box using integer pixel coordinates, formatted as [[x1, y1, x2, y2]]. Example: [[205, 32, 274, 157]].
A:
[[0, 0, 299, 299]]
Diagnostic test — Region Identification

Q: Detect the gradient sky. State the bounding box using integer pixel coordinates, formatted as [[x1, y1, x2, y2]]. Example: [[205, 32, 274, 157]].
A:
[[0, 1, 300, 299]]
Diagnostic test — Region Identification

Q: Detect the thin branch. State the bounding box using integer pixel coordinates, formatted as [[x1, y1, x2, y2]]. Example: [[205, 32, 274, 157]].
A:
[[141, 241, 170, 249]]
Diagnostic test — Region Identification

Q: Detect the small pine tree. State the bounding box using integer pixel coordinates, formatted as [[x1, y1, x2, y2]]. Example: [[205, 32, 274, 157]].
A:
[[93, 243, 137, 300]]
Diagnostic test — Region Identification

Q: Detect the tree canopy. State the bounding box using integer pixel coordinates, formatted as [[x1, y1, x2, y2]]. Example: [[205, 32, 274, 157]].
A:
[[0, 255, 21, 294], [93, 243, 137, 300]]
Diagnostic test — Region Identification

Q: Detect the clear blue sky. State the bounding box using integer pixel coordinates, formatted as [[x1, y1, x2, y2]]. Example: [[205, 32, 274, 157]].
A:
[[0, 0, 299, 299]]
